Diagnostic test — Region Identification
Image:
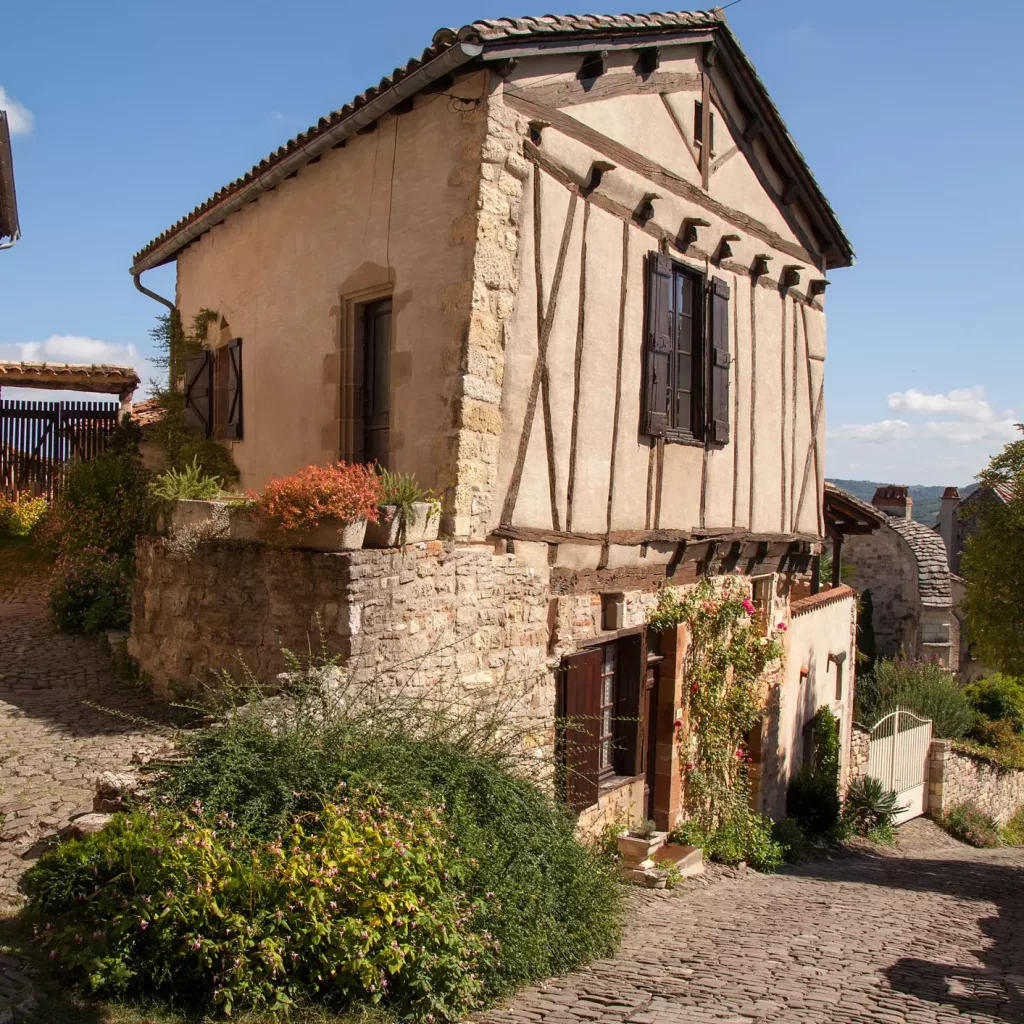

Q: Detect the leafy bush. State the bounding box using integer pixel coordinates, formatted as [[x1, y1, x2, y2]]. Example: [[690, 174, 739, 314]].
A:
[[964, 674, 1024, 730], [786, 706, 841, 836], [843, 776, 905, 836], [669, 812, 783, 873], [939, 802, 1002, 848], [178, 438, 240, 485], [771, 817, 811, 862], [1000, 807, 1024, 846], [253, 463, 382, 532], [856, 658, 973, 739], [0, 493, 48, 538], [25, 798, 488, 1021], [48, 548, 133, 634], [150, 457, 223, 501], [953, 733, 1024, 771], [145, 654, 622, 1005]]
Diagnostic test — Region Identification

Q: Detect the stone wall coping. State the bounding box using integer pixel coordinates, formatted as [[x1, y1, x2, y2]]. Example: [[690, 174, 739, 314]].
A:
[[789, 585, 856, 618]]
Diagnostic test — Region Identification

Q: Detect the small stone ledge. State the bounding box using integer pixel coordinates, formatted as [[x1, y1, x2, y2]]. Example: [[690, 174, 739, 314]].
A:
[[789, 585, 856, 618]]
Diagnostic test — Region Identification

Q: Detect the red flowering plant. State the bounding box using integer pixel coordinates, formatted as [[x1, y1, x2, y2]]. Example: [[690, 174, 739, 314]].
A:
[[252, 462, 383, 532], [648, 577, 785, 869]]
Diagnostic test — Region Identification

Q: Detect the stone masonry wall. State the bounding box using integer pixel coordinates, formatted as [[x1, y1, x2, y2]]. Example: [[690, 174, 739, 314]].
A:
[[927, 739, 1024, 825], [848, 725, 870, 784], [130, 536, 554, 754]]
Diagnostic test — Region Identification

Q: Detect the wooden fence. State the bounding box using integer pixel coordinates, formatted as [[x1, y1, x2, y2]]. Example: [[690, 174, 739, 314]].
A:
[[0, 399, 120, 499]]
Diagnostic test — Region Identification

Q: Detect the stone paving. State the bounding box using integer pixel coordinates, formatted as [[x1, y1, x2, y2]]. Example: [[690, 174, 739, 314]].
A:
[[0, 544, 171, 909], [481, 821, 1024, 1024]]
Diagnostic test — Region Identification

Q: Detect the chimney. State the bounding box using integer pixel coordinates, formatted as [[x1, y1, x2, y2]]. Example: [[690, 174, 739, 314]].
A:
[[938, 486, 961, 571], [871, 484, 913, 520]]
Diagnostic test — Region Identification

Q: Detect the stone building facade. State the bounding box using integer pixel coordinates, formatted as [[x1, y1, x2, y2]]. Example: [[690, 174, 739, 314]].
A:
[[841, 485, 957, 670], [128, 11, 857, 830]]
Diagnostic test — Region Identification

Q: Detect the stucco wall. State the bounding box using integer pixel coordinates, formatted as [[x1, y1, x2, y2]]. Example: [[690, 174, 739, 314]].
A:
[[174, 72, 490, 496], [489, 45, 828, 544], [763, 587, 858, 819]]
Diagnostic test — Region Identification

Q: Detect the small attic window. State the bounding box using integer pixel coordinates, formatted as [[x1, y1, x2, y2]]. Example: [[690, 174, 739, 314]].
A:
[[694, 100, 715, 159], [578, 50, 608, 82]]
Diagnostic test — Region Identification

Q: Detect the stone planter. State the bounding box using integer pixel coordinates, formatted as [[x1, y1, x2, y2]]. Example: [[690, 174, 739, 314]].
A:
[[615, 831, 669, 869], [653, 842, 704, 878], [278, 516, 367, 552], [157, 499, 261, 542], [364, 502, 440, 548]]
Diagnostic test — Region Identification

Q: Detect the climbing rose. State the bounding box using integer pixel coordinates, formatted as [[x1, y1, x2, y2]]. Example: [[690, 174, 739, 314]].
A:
[[742, 598, 755, 614]]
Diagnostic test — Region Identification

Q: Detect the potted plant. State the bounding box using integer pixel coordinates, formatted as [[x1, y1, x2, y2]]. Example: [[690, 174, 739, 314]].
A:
[[615, 819, 669, 868], [251, 462, 382, 551], [364, 467, 441, 548]]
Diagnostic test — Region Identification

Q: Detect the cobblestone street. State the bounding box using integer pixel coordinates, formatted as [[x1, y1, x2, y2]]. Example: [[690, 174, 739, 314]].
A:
[[0, 544, 170, 909], [482, 820, 1024, 1024]]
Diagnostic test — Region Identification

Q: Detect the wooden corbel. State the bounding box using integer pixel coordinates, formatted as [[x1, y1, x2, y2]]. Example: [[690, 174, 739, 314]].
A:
[[780, 179, 801, 206], [715, 233, 741, 262], [493, 57, 519, 79], [751, 253, 773, 279], [578, 50, 608, 82], [680, 216, 710, 248], [809, 278, 831, 298], [781, 265, 802, 290], [583, 160, 616, 194], [704, 40, 719, 67], [636, 46, 661, 76], [528, 119, 551, 145], [636, 192, 660, 225], [743, 115, 764, 143]]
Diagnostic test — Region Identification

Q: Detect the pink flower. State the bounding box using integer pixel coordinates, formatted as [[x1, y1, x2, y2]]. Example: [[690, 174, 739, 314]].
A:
[[139, 919, 149, 931], [742, 598, 755, 614], [691, 681, 699, 693], [673, 718, 683, 729], [776, 622, 787, 632]]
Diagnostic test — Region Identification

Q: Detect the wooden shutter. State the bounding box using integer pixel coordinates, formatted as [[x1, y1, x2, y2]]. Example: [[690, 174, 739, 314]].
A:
[[562, 647, 603, 812], [643, 253, 673, 436], [183, 350, 213, 438], [613, 633, 644, 777], [224, 338, 243, 440], [708, 275, 731, 444]]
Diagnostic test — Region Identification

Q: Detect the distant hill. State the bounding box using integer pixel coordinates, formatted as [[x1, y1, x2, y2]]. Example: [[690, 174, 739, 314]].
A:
[[826, 479, 978, 527]]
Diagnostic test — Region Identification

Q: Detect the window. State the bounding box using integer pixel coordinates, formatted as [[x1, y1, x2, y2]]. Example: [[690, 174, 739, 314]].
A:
[[693, 100, 715, 162], [643, 254, 731, 444], [183, 338, 243, 441], [561, 634, 644, 810], [357, 298, 391, 467]]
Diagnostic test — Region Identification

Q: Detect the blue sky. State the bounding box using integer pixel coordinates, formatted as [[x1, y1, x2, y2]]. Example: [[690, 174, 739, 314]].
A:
[[1, 0, 1021, 485]]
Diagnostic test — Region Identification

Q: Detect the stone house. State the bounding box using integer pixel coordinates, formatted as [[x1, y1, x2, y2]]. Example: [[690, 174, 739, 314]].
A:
[[839, 484, 958, 671], [129, 9, 858, 830], [935, 482, 1015, 577]]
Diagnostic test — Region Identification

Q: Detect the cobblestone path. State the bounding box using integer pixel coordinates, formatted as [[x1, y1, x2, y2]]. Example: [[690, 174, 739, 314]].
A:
[[0, 543, 170, 909], [482, 820, 1024, 1024]]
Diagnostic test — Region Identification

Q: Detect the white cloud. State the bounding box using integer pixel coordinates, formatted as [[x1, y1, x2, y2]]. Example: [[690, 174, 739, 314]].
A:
[[1, 334, 138, 365], [828, 419, 912, 443], [0, 86, 33, 135], [887, 385, 1013, 424]]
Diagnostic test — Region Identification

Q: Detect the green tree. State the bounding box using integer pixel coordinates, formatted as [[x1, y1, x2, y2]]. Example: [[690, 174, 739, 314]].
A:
[[961, 426, 1024, 676]]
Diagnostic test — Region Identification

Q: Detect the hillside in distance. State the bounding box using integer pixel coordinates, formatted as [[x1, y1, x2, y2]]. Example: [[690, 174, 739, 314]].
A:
[[826, 479, 978, 527]]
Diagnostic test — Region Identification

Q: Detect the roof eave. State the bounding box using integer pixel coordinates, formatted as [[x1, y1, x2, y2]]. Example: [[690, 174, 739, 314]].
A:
[[130, 39, 483, 275], [0, 112, 21, 246]]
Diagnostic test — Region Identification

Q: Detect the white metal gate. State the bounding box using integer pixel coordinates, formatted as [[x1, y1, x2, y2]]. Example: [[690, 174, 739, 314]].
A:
[[866, 707, 933, 824]]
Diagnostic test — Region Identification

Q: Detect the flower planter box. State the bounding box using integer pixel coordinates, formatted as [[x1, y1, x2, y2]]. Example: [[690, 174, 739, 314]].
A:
[[615, 831, 669, 869], [278, 516, 368, 551], [364, 502, 440, 548], [157, 499, 261, 542]]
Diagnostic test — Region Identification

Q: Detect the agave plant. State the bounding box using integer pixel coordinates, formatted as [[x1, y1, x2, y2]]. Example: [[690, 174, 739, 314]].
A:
[[843, 775, 905, 835]]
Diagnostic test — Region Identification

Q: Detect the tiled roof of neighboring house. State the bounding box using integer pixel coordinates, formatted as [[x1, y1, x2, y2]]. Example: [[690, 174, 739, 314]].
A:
[[0, 361, 139, 394], [994, 481, 1015, 504], [0, 111, 19, 245], [129, 396, 163, 426], [131, 8, 854, 275], [884, 514, 952, 608]]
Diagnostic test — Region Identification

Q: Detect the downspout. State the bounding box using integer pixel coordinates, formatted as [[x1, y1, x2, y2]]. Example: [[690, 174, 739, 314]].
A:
[[132, 270, 175, 313]]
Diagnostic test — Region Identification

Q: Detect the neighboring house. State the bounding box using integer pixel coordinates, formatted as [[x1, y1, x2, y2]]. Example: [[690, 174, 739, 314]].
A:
[[0, 110, 20, 249], [935, 482, 1015, 576], [840, 484, 957, 670], [129, 9, 857, 829]]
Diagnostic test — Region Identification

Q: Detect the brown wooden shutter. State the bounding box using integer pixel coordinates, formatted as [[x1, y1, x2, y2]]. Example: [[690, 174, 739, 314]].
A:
[[183, 350, 213, 438], [224, 338, 243, 440], [562, 647, 603, 812], [613, 633, 644, 776], [643, 253, 673, 436], [708, 275, 731, 444]]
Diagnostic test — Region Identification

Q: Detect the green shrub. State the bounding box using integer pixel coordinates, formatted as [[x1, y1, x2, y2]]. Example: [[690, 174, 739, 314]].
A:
[[1000, 807, 1024, 846], [857, 658, 973, 739], [953, 736, 1024, 771], [939, 802, 1002, 848], [786, 706, 842, 836], [964, 674, 1024, 730], [0, 493, 48, 538], [669, 812, 782, 873], [48, 548, 133, 634], [770, 817, 811, 862], [150, 457, 223, 501], [178, 438, 240, 486], [843, 776, 905, 836], [146, 655, 623, 1004], [24, 799, 488, 1021]]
